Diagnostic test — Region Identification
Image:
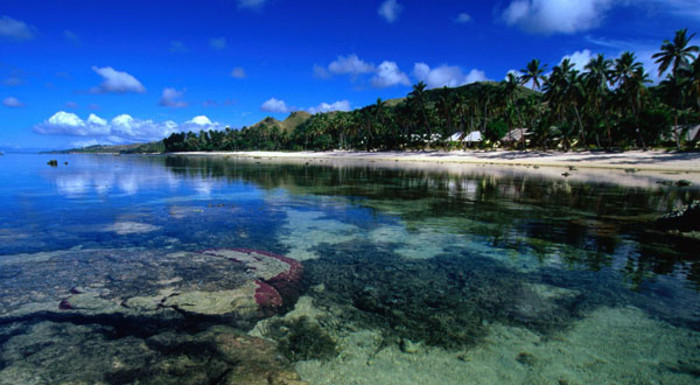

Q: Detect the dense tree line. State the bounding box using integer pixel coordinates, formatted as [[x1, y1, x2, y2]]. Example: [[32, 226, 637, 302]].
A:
[[164, 29, 700, 153]]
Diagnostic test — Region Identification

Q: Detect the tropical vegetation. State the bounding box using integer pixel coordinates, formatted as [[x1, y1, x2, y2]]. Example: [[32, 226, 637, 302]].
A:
[[164, 29, 700, 153]]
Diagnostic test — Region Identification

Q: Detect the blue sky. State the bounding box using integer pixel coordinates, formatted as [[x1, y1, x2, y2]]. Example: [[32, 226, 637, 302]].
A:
[[1, 0, 699, 150]]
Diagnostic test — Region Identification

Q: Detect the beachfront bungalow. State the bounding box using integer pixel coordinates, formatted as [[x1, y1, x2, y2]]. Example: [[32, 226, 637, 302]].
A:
[[500, 128, 529, 144], [449, 131, 483, 148], [449, 131, 483, 143], [661, 124, 700, 148], [672, 125, 700, 142]]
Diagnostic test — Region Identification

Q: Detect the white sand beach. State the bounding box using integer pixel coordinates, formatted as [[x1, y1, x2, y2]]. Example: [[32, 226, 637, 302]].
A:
[[178, 150, 700, 185]]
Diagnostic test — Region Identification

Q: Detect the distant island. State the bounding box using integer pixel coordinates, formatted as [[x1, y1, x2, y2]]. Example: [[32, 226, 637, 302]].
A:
[[54, 29, 699, 155]]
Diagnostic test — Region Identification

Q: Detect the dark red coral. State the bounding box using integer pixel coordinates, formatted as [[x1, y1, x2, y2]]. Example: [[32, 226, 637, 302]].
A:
[[254, 280, 283, 309], [207, 248, 303, 308]]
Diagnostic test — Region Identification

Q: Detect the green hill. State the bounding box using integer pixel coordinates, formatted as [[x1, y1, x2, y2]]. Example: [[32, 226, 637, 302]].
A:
[[47, 141, 165, 154]]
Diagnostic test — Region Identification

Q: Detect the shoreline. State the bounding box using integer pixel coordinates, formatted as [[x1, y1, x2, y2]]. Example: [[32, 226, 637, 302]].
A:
[[172, 149, 700, 185], [176, 149, 700, 172]]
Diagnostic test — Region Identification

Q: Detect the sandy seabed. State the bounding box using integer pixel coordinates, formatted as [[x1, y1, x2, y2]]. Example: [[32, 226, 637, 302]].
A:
[[179, 149, 700, 186]]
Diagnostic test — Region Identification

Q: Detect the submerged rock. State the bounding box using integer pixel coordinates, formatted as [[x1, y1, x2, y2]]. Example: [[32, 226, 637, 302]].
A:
[[0, 322, 307, 385], [0, 248, 302, 327], [656, 201, 700, 232], [0, 248, 307, 385]]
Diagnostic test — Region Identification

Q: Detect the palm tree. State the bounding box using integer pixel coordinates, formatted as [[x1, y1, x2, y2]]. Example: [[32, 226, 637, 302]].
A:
[[435, 93, 454, 136], [583, 54, 613, 146], [652, 29, 698, 149], [544, 59, 581, 149], [408, 81, 432, 143], [652, 28, 699, 79], [612, 52, 650, 147], [501, 72, 526, 148], [520, 59, 548, 91], [688, 56, 700, 108]]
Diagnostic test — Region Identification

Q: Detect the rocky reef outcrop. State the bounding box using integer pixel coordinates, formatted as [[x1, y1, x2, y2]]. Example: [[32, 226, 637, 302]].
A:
[[0, 247, 306, 384], [0, 248, 302, 326]]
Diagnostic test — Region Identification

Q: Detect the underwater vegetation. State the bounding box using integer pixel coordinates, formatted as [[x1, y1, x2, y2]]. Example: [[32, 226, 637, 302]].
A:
[[302, 240, 700, 351], [263, 316, 338, 362]]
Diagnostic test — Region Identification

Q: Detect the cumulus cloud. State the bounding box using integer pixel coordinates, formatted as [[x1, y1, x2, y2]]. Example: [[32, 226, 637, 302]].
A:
[[371, 61, 410, 88], [308, 100, 351, 114], [238, 0, 267, 10], [64, 30, 80, 45], [90, 66, 146, 94], [328, 54, 375, 75], [378, 0, 402, 23], [413, 63, 488, 89], [231, 67, 247, 78], [209, 37, 227, 50], [317, 54, 414, 88], [34, 112, 221, 143], [34, 112, 109, 136], [0, 16, 37, 41], [455, 13, 472, 23], [261, 98, 290, 113], [2, 96, 24, 108], [158, 87, 188, 108], [169, 40, 188, 53], [561, 49, 594, 71], [502, 0, 614, 34]]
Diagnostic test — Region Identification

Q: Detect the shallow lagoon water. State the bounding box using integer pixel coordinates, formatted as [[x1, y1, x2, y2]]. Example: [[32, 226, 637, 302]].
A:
[[0, 154, 699, 384]]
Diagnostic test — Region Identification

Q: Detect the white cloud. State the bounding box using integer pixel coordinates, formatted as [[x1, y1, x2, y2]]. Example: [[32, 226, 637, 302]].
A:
[[186, 116, 213, 126], [238, 0, 267, 10], [371, 61, 410, 88], [90, 66, 146, 94], [502, 0, 614, 34], [34, 112, 220, 143], [169, 40, 188, 53], [209, 37, 227, 50], [87, 113, 107, 126], [231, 67, 247, 78], [0, 16, 37, 41], [261, 98, 290, 113], [328, 54, 375, 75], [378, 0, 402, 23], [313, 64, 331, 79], [2, 96, 24, 108], [34, 112, 109, 136], [158, 87, 188, 108], [413, 63, 487, 89], [455, 13, 472, 23], [64, 30, 80, 45], [464, 69, 488, 84], [561, 49, 593, 71], [308, 100, 351, 114]]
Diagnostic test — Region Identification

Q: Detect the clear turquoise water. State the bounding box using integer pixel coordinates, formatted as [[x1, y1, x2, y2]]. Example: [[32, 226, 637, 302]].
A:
[[0, 153, 698, 384]]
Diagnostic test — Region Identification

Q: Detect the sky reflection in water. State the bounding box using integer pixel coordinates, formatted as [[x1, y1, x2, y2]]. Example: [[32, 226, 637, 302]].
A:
[[0, 154, 698, 325]]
